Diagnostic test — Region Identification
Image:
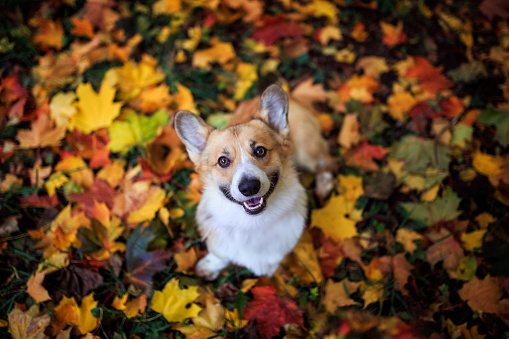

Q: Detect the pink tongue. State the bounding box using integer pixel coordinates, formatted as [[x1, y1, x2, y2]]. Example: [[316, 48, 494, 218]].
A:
[[246, 197, 262, 207]]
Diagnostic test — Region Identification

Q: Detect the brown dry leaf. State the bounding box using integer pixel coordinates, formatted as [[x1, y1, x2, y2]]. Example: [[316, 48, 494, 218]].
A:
[[26, 270, 51, 303], [426, 228, 464, 271], [323, 279, 361, 312], [8, 304, 51, 339], [458, 275, 503, 313], [17, 114, 66, 149], [392, 253, 412, 296]]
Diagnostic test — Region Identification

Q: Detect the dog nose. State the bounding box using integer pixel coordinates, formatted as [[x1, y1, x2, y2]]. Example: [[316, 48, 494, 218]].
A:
[[238, 178, 261, 197]]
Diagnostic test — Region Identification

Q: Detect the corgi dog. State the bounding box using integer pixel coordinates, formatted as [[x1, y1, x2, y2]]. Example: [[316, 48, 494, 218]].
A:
[[175, 84, 332, 280]]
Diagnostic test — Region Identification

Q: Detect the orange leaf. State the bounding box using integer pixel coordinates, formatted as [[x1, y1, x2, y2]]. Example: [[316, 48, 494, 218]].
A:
[[192, 39, 235, 69], [17, 114, 66, 149], [71, 17, 94, 38], [338, 113, 360, 149], [381, 22, 407, 47], [26, 270, 51, 303], [458, 275, 503, 313], [345, 141, 389, 171], [404, 56, 452, 95], [33, 19, 64, 50]]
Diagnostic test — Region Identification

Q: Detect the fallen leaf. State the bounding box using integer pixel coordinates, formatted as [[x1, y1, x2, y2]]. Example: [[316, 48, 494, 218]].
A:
[[70, 79, 123, 134], [381, 22, 407, 48], [401, 187, 461, 226], [26, 270, 51, 303], [461, 230, 486, 252], [17, 114, 66, 149], [356, 56, 389, 79], [396, 228, 423, 254], [323, 279, 361, 312], [426, 228, 464, 271], [76, 293, 99, 334], [251, 15, 304, 46], [192, 39, 235, 69], [32, 19, 64, 50], [338, 113, 360, 149], [458, 275, 503, 313], [311, 194, 359, 242], [49, 92, 77, 128], [8, 304, 50, 339], [243, 286, 303, 338], [70, 17, 94, 38], [150, 278, 202, 323]]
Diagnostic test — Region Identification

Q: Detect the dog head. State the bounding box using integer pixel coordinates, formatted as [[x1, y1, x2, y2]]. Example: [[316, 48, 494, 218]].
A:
[[175, 85, 292, 215]]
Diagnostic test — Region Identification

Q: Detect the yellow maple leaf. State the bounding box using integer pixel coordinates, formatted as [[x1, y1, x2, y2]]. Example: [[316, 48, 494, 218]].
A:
[[396, 228, 423, 254], [356, 56, 389, 80], [97, 160, 125, 188], [461, 230, 487, 252], [337, 175, 364, 202], [54, 156, 94, 191], [387, 84, 417, 121], [44, 171, 69, 197], [192, 38, 235, 69], [76, 293, 99, 334], [70, 79, 123, 134], [472, 151, 503, 177], [311, 195, 359, 242], [49, 92, 77, 128], [53, 296, 78, 333], [151, 278, 202, 323], [127, 186, 166, 224], [26, 270, 51, 303], [234, 62, 258, 100], [173, 83, 195, 111]]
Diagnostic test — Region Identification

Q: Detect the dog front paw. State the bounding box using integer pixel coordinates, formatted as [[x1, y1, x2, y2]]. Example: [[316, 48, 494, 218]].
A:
[[195, 253, 228, 281]]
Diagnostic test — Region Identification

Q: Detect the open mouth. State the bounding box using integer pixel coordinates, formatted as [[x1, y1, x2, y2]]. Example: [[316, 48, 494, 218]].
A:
[[220, 172, 279, 215], [243, 197, 265, 214]]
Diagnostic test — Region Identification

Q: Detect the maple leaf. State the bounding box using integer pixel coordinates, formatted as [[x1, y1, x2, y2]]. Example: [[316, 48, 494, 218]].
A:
[[1, 73, 27, 104], [26, 270, 51, 303], [32, 19, 64, 50], [54, 156, 94, 191], [477, 106, 509, 147], [387, 85, 417, 121], [404, 57, 452, 95], [396, 228, 423, 254], [324, 279, 361, 312], [108, 110, 169, 153], [356, 56, 389, 79], [458, 275, 503, 313], [337, 75, 379, 104], [338, 113, 360, 149], [315, 25, 342, 45], [49, 92, 77, 128], [70, 80, 123, 134], [70, 17, 94, 38], [243, 286, 304, 338], [53, 296, 78, 333], [251, 15, 305, 46], [126, 224, 171, 287], [192, 38, 236, 69], [127, 185, 166, 224], [401, 187, 461, 226], [234, 62, 258, 100], [151, 278, 202, 323], [311, 194, 359, 242], [345, 141, 389, 171], [8, 304, 50, 339], [381, 22, 407, 48], [110, 57, 166, 99], [426, 228, 464, 271], [17, 114, 66, 149], [76, 293, 99, 334]]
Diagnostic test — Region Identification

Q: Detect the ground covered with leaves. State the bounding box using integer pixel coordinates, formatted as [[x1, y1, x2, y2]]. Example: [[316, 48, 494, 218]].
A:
[[1, 0, 509, 338]]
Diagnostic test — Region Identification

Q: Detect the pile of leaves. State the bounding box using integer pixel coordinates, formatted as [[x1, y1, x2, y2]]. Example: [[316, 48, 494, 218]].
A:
[[1, 0, 509, 337]]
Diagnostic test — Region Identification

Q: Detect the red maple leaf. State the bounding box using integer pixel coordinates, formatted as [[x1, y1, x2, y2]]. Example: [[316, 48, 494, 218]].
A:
[[345, 141, 389, 171], [0, 73, 27, 104], [251, 15, 304, 46], [243, 286, 304, 338], [405, 57, 452, 95], [69, 179, 117, 217]]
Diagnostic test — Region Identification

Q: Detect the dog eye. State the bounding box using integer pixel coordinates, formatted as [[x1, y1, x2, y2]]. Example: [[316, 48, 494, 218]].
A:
[[254, 146, 267, 158], [218, 156, 230, 168]]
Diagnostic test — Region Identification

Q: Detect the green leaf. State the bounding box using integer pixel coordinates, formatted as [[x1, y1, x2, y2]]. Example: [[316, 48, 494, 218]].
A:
[[206, 113, 232, 129], [390, 135, 450, 173], [477, 106, 509, 147], [400, 187, 461, 226], [108, 110, 170, 153]]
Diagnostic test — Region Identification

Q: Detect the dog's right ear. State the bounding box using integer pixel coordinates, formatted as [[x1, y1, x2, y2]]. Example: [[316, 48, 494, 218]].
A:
[[174, 111, 213, 163], [258, 84, 289, 137]]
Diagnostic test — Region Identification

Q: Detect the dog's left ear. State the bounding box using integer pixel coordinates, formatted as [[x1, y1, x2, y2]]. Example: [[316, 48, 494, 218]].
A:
[[258, 84, 289, 136]]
